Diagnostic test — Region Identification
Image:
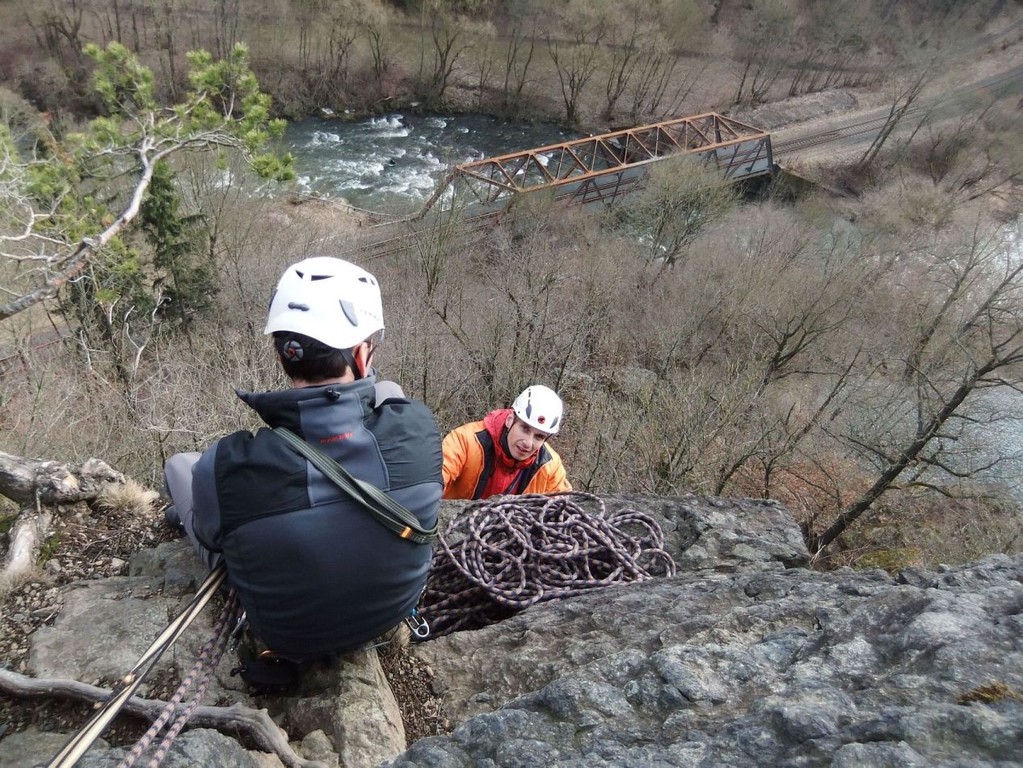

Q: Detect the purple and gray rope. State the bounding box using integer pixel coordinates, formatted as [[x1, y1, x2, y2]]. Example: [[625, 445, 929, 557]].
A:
[[117, 591, 241, 768], [421, 492, 676, 637]]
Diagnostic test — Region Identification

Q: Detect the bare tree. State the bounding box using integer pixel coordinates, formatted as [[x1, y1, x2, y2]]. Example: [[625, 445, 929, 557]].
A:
[[212, 0, 242, 59], [323, 0, 366, 95], [612, 154, 738, 268], [498, 20, 537, 119], [813, 223, 1023, 554], [151, 0, 182, 100], [600, 12, 645, 124], [909, 103, 1023, 205], [412, 0, 472, 108], [626, 46, 700, 125], [359, 2, 394, 90], [624, 207, 884, 503], [543, 2, 605, 129], [292, 0, 329, 73], [787, 0, 885, 96], [731, 0, 793, 107], [470, 22, 499, 111], [857, 65, 933, 172], [30, 0, 90, 96]]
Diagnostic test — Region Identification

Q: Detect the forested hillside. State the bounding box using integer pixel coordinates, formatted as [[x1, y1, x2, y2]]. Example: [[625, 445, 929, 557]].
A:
[[2, 0, 1023, 578], [1, 0, 1016, 128]]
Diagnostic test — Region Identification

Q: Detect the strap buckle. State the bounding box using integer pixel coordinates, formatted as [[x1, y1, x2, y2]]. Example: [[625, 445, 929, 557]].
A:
[[404, 608, 430, 639], [228, 610, 248, 652]]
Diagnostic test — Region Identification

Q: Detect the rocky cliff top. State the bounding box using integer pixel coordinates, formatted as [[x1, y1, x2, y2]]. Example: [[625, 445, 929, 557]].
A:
[[1, 494, 1021, 768]]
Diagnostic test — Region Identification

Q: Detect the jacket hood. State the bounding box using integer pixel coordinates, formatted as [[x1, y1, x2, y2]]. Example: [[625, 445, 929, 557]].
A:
[[236, 375, 377, 435], [483, 408, 538, 470]]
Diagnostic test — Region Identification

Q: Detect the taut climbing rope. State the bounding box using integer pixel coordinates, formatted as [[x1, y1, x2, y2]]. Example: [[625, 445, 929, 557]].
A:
[[421, 492, 676, 637], [116, 591, 241, 768], [47, 564, 228, 768]]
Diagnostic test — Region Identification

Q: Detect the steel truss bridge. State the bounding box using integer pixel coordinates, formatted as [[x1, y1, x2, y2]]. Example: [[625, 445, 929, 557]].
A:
[[413, 112, 773, 220]]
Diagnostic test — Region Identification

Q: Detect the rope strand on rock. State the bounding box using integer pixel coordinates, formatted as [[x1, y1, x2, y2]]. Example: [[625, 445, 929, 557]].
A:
[[421, 492, 676, 638], [117, 591, 241, 768]]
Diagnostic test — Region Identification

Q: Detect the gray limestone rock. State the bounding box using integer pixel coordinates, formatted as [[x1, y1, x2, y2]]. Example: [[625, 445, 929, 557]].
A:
[[13, 496, 1023, 768], [17, 540, 401, 768], [279, 648, 406, 768], [390, 554, 1023, 768]]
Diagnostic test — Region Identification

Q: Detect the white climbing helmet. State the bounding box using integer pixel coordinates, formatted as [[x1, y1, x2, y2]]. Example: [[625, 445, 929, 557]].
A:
[[264, 256, 384, 350], [512, 385, 563, 435]]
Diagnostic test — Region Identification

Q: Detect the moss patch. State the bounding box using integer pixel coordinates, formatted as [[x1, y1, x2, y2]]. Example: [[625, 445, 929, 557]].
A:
[[958, 682, 1022, 705], [853, 547, 923, 573]]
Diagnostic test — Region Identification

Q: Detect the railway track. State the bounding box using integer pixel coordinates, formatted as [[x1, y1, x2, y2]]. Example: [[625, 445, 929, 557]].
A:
[[774, 63, 1023, 156]]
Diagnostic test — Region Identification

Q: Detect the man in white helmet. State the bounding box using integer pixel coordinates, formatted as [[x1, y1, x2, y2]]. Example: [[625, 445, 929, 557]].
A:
[[163, 256, 442, 660], [441, 384, 571, 500]]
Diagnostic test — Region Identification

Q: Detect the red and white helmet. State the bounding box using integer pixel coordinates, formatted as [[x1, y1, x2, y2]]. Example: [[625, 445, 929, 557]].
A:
[[264, 256, 384, 350], [512, 385, 563, 435]]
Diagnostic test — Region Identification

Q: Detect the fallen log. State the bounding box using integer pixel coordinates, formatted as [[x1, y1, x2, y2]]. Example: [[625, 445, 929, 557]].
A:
[[0, 668, 326, 768], [4, 510, 52, 583], [0, 451, 129, 585], [0, 451, 124, 506]]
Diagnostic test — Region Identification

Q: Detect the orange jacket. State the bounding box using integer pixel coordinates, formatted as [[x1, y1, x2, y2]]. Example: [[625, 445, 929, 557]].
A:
[[442, 410, 571, 500]]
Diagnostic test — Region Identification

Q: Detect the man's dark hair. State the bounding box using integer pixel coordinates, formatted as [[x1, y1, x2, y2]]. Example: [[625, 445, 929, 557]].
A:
[[273, 332, 351, 381]]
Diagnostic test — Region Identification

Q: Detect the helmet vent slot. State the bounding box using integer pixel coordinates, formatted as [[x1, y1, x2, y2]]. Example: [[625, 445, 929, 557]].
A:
[[339, 300, 359, 327]]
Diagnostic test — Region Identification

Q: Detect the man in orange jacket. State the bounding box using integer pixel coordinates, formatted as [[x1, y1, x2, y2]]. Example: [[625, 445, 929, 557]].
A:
[[442, 384, 572, 500]]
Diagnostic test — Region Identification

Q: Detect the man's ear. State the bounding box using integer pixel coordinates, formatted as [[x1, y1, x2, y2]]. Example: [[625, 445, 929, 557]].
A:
[[352, 341, 374, 379], [504, 412, 515, 430]]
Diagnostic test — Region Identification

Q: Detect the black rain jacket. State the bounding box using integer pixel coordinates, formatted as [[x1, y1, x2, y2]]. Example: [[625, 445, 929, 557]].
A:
[[191, 376, 442, 657]]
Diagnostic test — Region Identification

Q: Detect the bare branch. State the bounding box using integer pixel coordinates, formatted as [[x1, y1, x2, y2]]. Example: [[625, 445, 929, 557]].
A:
[[0, 668, 325, 768]]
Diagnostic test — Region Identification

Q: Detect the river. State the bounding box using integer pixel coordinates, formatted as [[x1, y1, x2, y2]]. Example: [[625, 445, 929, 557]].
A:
[[282, 112, 580, 216], [282, 112, 1023, 508]]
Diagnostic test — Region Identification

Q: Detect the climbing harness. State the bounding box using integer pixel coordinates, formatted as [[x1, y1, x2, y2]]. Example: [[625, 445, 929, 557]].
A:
[[230, 645, 307, 697], [420, 492, 676, 638], [47, 564, 230, 768], [229, 608, 430, 695], [273, 426, 439, 545]]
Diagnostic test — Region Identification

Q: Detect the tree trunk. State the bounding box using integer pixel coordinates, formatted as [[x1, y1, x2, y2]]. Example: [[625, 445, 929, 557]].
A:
[[0, 451, 124, 506], [1, 451, 125, 582]]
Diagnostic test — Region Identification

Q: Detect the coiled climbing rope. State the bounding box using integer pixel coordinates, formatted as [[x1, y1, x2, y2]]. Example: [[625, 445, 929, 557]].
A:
[[421, 492, 676, 637]]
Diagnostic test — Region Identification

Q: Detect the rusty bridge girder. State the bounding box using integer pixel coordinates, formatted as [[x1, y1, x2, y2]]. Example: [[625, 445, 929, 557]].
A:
[[414, 112, 773, 219]]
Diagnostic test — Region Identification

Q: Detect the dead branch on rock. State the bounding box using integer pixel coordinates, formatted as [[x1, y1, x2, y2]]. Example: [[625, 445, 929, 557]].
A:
[[0, 451, 130, 585], [3, 510, 52, 584], [0, 668, 327, 768], [0, 452, 124, 507]]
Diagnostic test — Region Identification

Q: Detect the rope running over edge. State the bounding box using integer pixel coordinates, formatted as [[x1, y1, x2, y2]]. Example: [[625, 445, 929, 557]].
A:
[[117, 591, 241, 768]]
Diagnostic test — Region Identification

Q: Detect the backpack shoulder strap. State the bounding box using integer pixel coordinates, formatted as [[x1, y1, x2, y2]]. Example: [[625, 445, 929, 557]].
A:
[[272, 426, 438, 545]]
